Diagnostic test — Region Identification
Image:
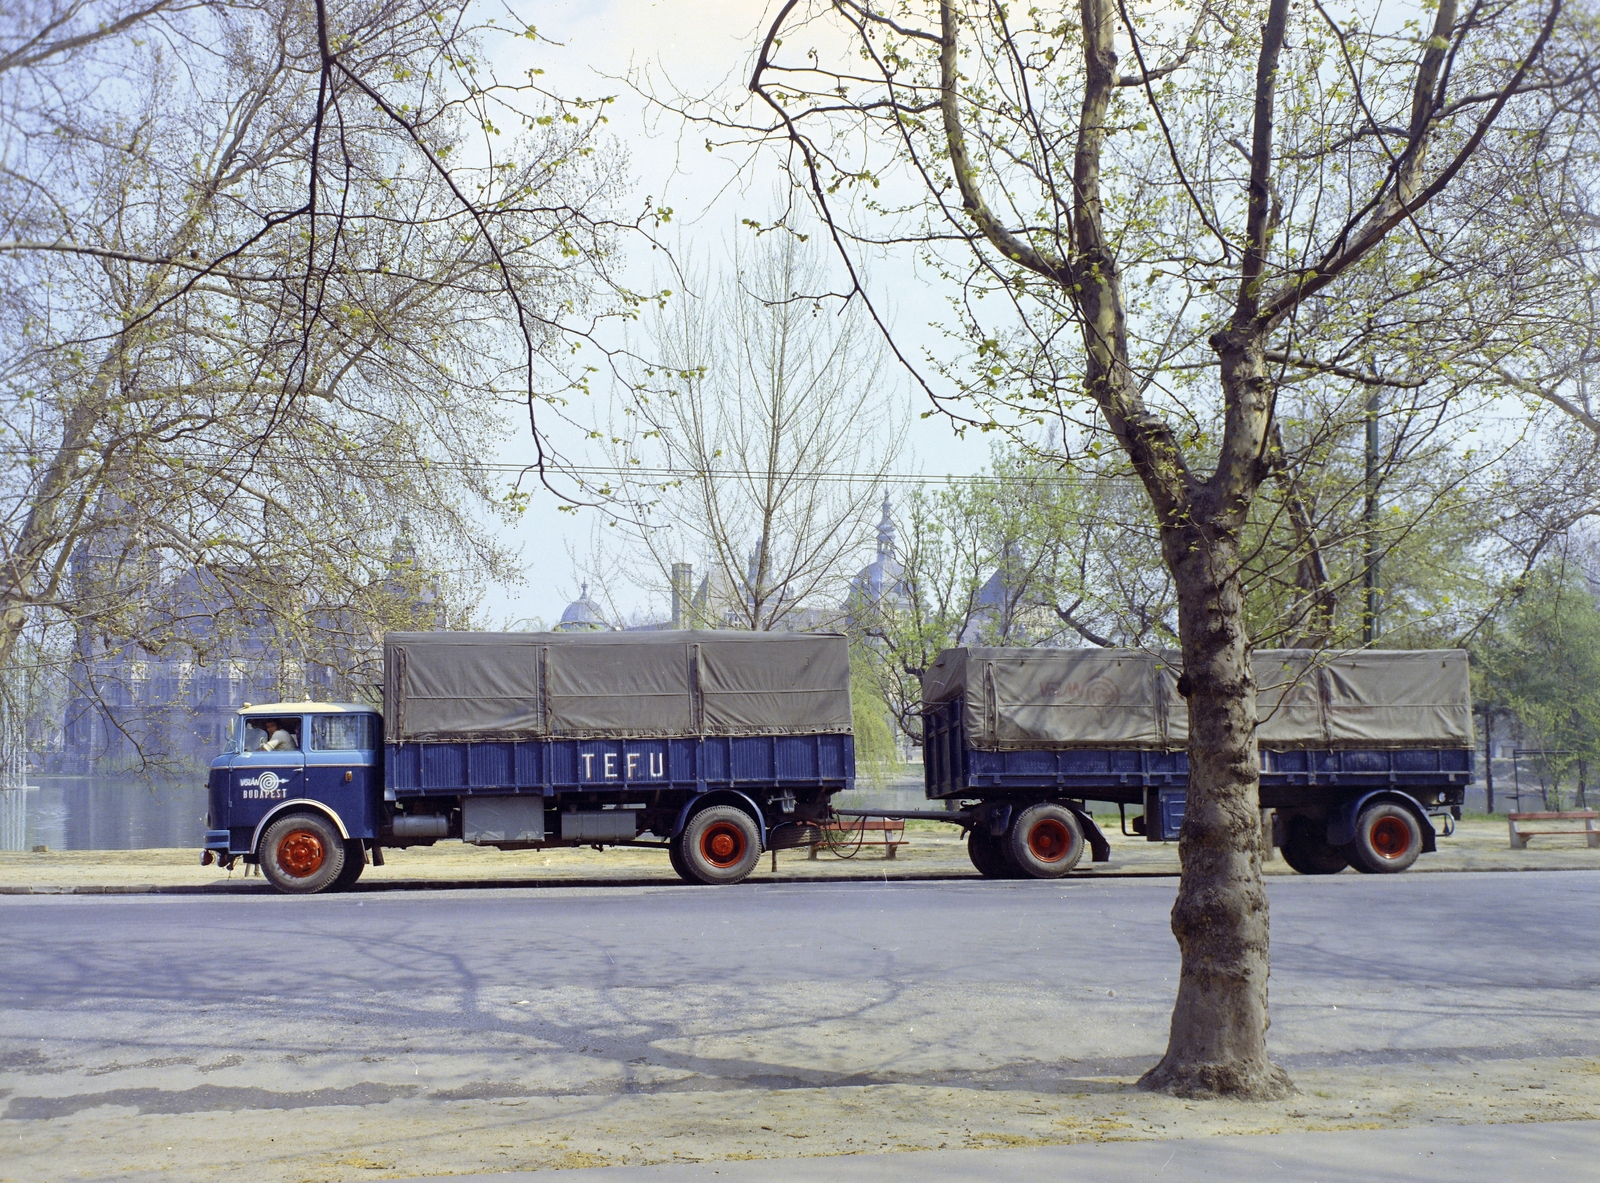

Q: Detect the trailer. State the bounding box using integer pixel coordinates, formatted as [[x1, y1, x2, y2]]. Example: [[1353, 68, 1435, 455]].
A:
[[919, 647, 1473, 878], [202, 630, 854, 893]]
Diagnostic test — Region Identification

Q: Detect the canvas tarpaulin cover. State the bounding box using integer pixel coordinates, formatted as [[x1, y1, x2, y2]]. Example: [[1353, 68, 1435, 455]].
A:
[[384, 631, 852, 743], [923, 647, 1471, 750]]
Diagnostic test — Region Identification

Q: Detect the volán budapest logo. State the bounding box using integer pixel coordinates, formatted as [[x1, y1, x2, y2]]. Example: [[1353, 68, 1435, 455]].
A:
[[240, 770, 286, 800]]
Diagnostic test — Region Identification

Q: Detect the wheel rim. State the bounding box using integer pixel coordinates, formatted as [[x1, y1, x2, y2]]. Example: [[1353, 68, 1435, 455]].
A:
[[277, 829, 326, 877], [1369, 816, 1412, 859], [699, 821, 747, 868], [1027, 818, 1073, 863]]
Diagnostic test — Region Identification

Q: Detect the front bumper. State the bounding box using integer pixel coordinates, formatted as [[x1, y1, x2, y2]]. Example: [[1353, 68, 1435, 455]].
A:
[[200, 830, 235, 867]]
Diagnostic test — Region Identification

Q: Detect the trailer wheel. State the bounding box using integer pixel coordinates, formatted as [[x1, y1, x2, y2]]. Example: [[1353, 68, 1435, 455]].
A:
[[330, 841, 366, 892], [966, 827, 1016, 878], [1005, 804, 1085, 878], [1344, 802, 1423, 874], [678, 806, 762, 885], [259, 813, 346, 894], [1279, 814, 1348, 875]]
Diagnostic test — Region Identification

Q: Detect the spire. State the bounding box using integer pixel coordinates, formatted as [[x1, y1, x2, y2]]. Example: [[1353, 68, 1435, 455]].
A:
[[876, 494, 894, 561], [390, 517, 417, 567]]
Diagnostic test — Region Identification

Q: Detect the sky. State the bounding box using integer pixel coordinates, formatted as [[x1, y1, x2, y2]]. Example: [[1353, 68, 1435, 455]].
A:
[[472, 1, 988, 628]]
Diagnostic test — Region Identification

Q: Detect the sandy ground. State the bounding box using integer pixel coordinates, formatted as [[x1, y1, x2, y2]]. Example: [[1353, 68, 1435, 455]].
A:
[[7, 1057, 1598, 1182], [1, 815, 1596, 891]]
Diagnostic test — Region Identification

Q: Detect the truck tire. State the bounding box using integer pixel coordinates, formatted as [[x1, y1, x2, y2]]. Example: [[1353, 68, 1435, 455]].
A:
[[678, 805, 762, 885], [330, 841, 366, 892], [967, 827, 1016, 878], [259, 813, 346, 894], [1279, 814, 1348, 875], [1004, 804, 1085, 878], [668, 834, 691, 882], [1344, 802, 1424, 874]]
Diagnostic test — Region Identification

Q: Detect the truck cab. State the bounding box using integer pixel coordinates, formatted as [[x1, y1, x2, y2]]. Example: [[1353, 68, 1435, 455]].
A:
[[203, 702, 382, 892]]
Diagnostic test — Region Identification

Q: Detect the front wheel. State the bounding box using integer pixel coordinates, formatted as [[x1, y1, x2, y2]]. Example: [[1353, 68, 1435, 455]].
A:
[[1004, 804, 1085, 879], [1344, 803, 1423, 874], [1280, 814, 1348, 876], [677, 806, 762, 885], [330, 841, 367, 892], [259, 813, 346, 894]]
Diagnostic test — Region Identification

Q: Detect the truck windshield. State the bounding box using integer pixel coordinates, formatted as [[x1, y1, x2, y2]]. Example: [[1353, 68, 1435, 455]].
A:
[[238, 720, 269, 752], [237, 718, 301, 752]]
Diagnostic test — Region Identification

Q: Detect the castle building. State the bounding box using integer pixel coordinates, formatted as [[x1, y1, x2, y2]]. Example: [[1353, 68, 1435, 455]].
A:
[[53, 521, 440, 775]]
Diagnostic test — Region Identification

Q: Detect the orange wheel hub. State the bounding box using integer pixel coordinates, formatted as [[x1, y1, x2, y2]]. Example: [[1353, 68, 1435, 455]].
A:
[[700, 822, 747, 868], [1370, 816, 1412, 859], [277, 829, 326, 877], [1027, 818, 1072, 863]]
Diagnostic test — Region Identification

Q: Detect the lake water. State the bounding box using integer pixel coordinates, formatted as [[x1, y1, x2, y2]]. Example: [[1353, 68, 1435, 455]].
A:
[[19, 776, 209, 851]]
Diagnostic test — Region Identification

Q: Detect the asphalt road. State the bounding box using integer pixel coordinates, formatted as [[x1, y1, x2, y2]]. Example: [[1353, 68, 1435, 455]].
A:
[[3, 869, 1598, 1124], [3, 870, 1600, 1183], [405, 1121, 1600, 1183]]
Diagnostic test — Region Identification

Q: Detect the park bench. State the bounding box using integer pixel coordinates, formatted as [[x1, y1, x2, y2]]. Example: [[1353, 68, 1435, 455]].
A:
[[808, 817, 908, 859], [1507, 810, 1600, 850]]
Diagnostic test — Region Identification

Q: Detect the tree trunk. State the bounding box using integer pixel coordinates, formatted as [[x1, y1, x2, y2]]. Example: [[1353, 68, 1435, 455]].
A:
[[1138, 523, 1293, 1100]]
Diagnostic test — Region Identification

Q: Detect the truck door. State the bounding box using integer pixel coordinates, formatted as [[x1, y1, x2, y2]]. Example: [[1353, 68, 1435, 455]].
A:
[[230, 717, 307, 836], [305, 713, 378, 838]]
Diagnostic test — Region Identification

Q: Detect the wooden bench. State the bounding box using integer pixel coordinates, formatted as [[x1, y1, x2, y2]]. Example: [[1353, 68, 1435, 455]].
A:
[[1508, 810, 1600, 849], [808, 817, 908, 859]]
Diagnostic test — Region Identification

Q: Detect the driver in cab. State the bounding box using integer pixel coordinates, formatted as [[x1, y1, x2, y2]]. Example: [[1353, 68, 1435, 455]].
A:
[[257, 719, 299, 752]]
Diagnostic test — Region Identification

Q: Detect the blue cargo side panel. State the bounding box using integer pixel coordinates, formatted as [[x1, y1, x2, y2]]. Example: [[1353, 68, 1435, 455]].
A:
[[953, 747, 1189, 795], [1260, 747, 1474, 786], [387, 734, 853, 798], [924, 695, 1471, 799]]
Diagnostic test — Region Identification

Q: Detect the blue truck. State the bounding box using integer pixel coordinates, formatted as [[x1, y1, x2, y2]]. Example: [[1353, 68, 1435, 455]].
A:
[[203, 630, 853, 893], [916, 647, 1473, 878]]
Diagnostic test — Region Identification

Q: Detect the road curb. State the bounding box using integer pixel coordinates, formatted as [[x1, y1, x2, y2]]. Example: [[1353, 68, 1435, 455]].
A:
[[0, 861, 1589, 896], [0, 868, 1201, 896]]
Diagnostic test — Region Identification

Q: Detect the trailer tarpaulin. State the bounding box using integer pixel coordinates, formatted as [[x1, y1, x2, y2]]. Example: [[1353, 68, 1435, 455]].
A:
[[1321, 650, 1472, 746], [991, 649, 1165, 747], [923, 647, 1471, 750], [1253, 651, 1326, 747], [384, 630, 852, 742], [923, 648, 1176, 748]]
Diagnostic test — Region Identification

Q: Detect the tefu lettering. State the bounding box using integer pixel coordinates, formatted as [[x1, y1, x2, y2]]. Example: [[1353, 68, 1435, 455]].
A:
[[604, 753, 617, 779], [626, 752, 640, 778], [581, 753, 594, 778]]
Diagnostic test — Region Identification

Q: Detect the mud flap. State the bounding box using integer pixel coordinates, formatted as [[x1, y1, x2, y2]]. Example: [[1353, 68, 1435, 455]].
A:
[[1073, 809, 1112, 863]]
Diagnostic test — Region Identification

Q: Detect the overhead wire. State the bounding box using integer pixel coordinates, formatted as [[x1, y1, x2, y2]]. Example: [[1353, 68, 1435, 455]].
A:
[[0, 449, 1142, 486]]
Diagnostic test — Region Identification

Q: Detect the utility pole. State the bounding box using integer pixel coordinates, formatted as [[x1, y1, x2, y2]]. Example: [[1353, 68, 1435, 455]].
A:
[[1363, 388, 1381, 645], [1482, 704, 1495, 814]]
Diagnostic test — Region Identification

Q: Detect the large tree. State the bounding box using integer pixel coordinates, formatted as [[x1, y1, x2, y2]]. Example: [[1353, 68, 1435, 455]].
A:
[[720, 0, 1595, 1097], [0, 1, 642, 755]]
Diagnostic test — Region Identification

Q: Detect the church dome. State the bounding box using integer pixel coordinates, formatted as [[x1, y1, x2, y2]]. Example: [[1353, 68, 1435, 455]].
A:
[[557, 583, 608, 631]]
